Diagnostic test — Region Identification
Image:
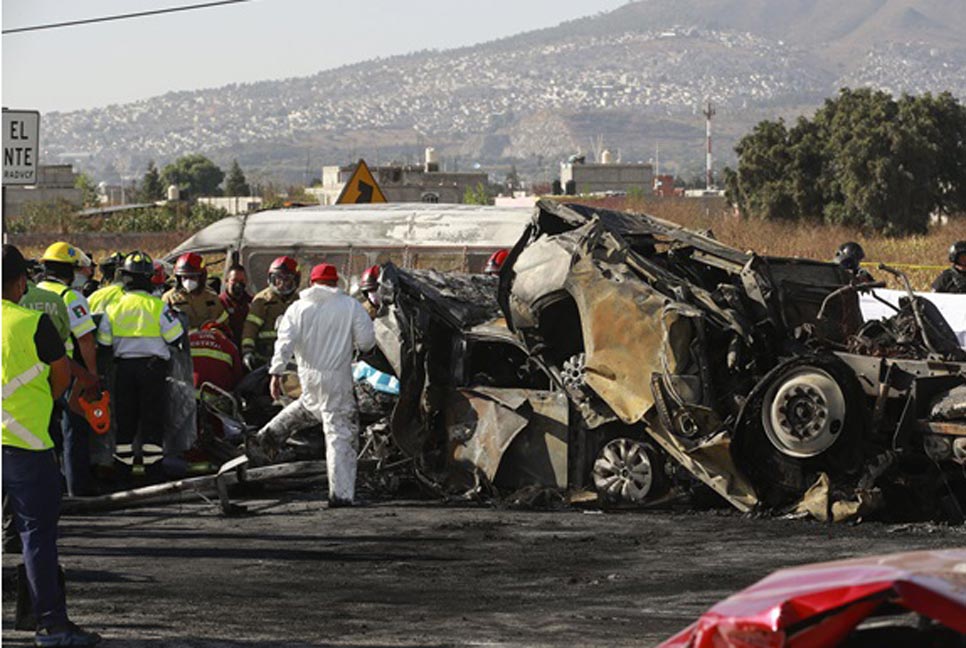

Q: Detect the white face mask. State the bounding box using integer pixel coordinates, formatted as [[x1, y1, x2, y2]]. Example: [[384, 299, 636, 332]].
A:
[[182, 278, 200, 293], [72, 271, 87, 288]]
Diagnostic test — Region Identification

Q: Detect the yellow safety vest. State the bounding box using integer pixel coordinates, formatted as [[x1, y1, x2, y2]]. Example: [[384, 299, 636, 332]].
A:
[[88, 283, 125, 314], [2, 300, 55, 451], [103, 291, 165, 338]]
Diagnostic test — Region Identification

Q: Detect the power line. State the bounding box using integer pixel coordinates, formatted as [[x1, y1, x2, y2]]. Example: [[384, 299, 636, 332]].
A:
[[2, 0, 253, 35]]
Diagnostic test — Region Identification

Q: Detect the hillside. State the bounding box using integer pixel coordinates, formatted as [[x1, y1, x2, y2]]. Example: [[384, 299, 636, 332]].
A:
[[41, 0, 966, 184]]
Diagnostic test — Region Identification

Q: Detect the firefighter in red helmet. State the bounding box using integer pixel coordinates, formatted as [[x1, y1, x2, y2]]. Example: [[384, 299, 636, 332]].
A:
[[484, 249, 509, 275], [358, 264, 381, 319], [162, 252, 225, 330], [241, 256, 301, 371]]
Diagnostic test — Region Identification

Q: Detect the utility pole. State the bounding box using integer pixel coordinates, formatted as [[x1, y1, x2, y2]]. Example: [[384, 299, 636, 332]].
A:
[[703, 99, 716, 191]]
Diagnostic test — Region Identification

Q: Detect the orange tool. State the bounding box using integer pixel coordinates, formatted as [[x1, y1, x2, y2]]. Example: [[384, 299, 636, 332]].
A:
[[78, 392, 111, 435]]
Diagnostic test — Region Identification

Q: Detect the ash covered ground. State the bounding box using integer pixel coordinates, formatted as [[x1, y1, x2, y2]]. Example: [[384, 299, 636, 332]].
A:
[[3, 490, 963, 647]]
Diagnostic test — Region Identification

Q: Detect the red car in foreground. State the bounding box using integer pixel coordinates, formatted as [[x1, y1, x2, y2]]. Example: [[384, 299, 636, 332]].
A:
[[658, 549, 966, 648]]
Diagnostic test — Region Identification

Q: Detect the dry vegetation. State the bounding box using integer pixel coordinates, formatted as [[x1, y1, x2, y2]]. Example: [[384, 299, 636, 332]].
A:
[[11, 198, 966, 291], [575, 196, 966, 291]]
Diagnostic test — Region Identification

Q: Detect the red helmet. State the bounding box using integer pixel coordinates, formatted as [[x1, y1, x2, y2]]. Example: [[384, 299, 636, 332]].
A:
[[175, 252, 206, 278], [268, 256, 300, 295], [310, 263, 339, 285], [360, 265, 381, 292], [484, 249, 509, 275], [151, 260, 167, 286]]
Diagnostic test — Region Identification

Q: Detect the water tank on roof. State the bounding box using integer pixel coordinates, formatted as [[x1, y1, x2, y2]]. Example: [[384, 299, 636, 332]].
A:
[[601, 149, 614, 164], [167, 184, 180, 202], [425, 147, 439, 173]]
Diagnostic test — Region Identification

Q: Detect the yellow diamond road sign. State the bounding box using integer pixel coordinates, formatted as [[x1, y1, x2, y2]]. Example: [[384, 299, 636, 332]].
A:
[[336, 159, 387, 204]]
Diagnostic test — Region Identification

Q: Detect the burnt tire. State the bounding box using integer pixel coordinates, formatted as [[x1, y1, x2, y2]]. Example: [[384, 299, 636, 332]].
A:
[[732, 355, 866, 507], [593, 437, 668, 506]]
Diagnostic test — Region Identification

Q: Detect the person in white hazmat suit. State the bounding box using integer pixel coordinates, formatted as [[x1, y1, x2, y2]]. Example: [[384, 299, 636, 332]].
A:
[[254, 263, 375, 506]]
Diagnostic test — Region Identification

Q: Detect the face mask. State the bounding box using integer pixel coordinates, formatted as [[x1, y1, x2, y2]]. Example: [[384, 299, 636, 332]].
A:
[[182, 278, 200, 293], [229, 282, 246, 299], [72, 271, 87, 288]]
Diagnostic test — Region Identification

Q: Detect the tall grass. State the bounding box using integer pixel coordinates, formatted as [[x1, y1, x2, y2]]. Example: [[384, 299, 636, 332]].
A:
[[571, 196, 966, 291]]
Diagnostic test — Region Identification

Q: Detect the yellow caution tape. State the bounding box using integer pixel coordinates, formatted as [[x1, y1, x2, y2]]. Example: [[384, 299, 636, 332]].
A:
[[859, 262, 946, 271]]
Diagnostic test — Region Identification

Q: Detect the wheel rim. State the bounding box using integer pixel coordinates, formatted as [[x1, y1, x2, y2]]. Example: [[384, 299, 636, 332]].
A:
[[761, 367, 846, 458], [561, 353, 586, 391], [593, 438, 654, 503]]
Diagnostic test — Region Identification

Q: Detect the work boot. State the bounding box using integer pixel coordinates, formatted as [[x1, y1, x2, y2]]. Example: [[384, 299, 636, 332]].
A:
[[35, 621, 101, 646]]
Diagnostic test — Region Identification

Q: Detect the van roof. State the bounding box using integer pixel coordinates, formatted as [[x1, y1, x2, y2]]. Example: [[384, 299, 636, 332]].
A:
[[167, 203, 534, 259]]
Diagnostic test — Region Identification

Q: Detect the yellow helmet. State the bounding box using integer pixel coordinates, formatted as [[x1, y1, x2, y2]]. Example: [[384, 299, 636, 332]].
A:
[[40, 241, 81, 265]]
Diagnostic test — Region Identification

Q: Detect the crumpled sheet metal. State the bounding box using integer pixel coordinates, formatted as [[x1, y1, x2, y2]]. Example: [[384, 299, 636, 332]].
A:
[[657, 549, 966, 648], [445, 387, 568, 490], [505, 226, 584, 330], [792, 472, 884, 523], [644, 412, 757, 512], [567, 254, 675, 425]]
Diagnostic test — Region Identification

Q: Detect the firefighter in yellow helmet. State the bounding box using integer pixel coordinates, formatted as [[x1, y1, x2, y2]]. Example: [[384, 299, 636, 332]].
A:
[[37, 241, 100, 496]]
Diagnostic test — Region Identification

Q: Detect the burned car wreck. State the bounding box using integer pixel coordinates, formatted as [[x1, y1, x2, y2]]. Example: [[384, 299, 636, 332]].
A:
[[474, 199, 966, 520]]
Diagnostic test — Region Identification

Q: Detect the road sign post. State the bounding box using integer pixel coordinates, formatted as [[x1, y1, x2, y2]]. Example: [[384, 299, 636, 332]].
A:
[[3, 109, 41, 241]]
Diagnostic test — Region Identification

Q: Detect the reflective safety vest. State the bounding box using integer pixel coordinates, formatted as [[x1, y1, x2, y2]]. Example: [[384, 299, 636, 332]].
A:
[[2, 300, 55, 451], [88, 282, 125, 314], [101, 291, 182, 340]]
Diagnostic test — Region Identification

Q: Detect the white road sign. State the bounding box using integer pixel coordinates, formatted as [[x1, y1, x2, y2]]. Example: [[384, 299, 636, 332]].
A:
[[3, 109, 40, 185]]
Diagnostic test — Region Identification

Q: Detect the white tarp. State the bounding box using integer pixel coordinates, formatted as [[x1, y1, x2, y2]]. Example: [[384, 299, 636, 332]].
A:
[[859, 288, 966, 348]]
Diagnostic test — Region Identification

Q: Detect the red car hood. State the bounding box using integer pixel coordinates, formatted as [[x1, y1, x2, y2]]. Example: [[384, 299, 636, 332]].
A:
[[658, 549, 966, 648]]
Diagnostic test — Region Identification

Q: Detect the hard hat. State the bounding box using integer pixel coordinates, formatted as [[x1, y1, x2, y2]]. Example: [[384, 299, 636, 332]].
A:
[[484, 249, 509, 275], [40, 241, 81, 265], [359, 265, 381, 292], [100, 251, 125, 270], [269, 256, 299, 276], [151, 260, 167, 286], [833, 242, 865, 271], [949, 241, 966, 264], [174, 252, 205, 277], [310, 263, 338, 284], [121, 251, 154, 277], [75, 249, 93, 268]]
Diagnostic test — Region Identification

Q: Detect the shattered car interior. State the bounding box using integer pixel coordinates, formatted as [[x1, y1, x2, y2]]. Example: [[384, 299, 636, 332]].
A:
[[161, 199, 964, 523], [485, 199, 966, 520]]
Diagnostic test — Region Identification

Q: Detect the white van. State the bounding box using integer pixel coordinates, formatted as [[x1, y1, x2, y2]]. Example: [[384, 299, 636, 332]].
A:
[[166, 202, 533, 289]]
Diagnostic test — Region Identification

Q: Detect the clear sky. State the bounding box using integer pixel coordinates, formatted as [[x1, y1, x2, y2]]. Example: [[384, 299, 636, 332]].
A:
[[2, 0, 629, 114]]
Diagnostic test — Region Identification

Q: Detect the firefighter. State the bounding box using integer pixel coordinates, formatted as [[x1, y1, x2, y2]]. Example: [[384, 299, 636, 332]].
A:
[[932, 241, 966, 294], [162, 252, 225, 331], [87, 252, 126, 314], [358, 265, 381, 319], [97, 252, 185, 474], [151, 260, 168, 297], [484, 249, 509, 275], [241, 256, 301, 371], [76, 249, 99, 297], [37, 242, 100, 495], [3, 244, 102, 647], [219, 264, 251, 346], [190, 321, 243, 393], [833, 242, 873, 283], [254, 263, 375, 506]]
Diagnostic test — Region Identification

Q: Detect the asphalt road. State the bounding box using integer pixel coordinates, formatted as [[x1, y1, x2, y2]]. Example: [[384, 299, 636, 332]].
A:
[[3, 489, 964, 648]]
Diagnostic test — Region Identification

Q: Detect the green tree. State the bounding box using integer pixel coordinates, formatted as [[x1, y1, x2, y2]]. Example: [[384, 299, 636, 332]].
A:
[[74, 172, 100, 208], [463, 182, 493, 205], [161, 154, 225, 198], [726, 88, 966, 235], [224, 159, 250, 196], [140, 160, 165, 201]]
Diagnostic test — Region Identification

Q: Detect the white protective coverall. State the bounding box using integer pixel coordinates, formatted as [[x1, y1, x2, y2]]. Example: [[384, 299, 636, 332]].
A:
[[262, 284, 376, 503]]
